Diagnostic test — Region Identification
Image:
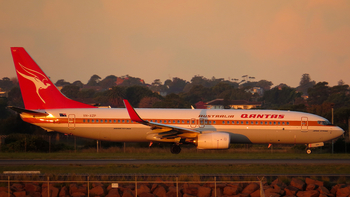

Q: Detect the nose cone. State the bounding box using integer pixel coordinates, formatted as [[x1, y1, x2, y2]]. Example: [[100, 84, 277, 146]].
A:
[[332, 126, 345, 139]]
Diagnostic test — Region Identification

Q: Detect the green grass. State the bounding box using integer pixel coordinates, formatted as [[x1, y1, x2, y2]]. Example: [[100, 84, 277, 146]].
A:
[[0, 146, 350, 160], [1, 147, 349, 175], [0, 164, 349, 175]]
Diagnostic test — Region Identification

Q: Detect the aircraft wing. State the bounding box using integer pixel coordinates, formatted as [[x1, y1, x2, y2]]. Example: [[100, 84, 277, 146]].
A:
[[123, 100, 201, 141]]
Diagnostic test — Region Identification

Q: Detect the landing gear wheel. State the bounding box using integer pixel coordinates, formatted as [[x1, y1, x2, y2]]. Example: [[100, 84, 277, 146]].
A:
[[170, 144, 181, 154], [306, 149, 312, 154]]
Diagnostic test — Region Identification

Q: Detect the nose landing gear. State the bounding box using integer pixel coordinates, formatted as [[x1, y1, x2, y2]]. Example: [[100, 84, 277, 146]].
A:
[[306, 149, 312, 154]]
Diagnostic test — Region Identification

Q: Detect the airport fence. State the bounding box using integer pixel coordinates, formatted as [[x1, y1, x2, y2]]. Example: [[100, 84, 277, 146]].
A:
[[0, 174, 265, 197]]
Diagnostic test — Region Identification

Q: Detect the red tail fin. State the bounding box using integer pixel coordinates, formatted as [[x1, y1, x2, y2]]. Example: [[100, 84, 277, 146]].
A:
[[11, 47, 96, 109]]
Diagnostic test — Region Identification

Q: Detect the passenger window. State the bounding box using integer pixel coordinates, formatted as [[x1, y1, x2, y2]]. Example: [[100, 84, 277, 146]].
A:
[[251, 121, 254, 124], [223, 121, 225, 124], [232, 121, 235, 124], [287, 122, 289, 125], [92, 120, 94, 123], [213, 121, 216, 124], [127, 120, 129, 123], [122, 120, 125, 123], [246, 121, 249, 124], [83, 119, 86, 123]]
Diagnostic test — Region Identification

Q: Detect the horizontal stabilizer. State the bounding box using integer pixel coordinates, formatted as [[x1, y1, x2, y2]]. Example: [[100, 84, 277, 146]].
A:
[[8, 106, 48, 116]]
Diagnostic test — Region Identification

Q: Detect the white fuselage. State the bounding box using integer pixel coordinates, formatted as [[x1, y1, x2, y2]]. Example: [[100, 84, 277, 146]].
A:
[[22, 108, 343, 145]]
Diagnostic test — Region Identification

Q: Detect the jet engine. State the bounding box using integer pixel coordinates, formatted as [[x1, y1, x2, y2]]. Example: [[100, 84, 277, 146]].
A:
[[196, 132, 230, 149]]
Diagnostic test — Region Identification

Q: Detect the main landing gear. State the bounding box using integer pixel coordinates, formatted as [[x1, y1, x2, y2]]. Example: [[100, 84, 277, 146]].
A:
[[170, 144, 181, 154]]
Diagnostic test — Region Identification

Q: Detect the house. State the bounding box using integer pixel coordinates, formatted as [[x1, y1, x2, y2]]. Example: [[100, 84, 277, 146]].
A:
[[205, 99, 262, 109]]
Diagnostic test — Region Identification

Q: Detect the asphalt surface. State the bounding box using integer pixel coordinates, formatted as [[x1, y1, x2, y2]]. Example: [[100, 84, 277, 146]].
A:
[[0, 159, 349, 165]]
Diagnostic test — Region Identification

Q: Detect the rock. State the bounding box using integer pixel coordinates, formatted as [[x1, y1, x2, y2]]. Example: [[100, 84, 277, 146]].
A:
[[24, 183, 41, 192], [183, 187, 198, 196], [242, 183, 260, 195], [271, 179, 287, 189], [59, 186, 68, 197], [250, 189, 261, 197], [317, 186, 330, 196], [71, 192, 86, 197], [42, 185, 59, 197], [27, 191, 41, 197], [165, 191, 178, 197], [92, 183, 103, 188], [223, 184, 242, 196], [211, 188, 222, 197], [107, 189, 120, 197], [305, 184, 317, 191], [305, 178, 323, 187], [264, 187, 281, 197], [69, 184, 87, 195], [150, 184, 158, 193], [13, 191, 26, 197], [153, 185, 166, 197], [296, 190, 319, 197], [138, 184, 151, 195], [336, 185, 350, 197], [122, 190, 134, 197], [90, 186, 105, 196], [183, 194, 195, 197], [197, 186, 211, 197], [139, 192, 155, 197], [11, 184, 23, 192], [284, 186, 299, 196], [0, 191, 14, 197], [290, 178, 306, 191]]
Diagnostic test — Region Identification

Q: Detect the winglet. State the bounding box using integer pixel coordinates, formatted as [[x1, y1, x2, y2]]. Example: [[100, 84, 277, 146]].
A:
[[123, 99, 145, 123]]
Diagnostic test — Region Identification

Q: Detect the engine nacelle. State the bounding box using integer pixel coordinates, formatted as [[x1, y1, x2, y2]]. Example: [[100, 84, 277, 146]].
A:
[[196, 132, 230, 149]]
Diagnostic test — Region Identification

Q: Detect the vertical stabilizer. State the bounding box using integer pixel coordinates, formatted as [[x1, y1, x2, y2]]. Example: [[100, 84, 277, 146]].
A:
[[11, 47, 96, 109]]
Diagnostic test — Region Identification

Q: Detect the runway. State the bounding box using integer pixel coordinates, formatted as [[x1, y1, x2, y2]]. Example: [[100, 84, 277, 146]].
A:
[[0, 159, 349, 165]]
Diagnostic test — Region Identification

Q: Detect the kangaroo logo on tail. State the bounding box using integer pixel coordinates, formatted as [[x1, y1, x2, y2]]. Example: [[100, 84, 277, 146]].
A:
[[17, 63, 51, 103]]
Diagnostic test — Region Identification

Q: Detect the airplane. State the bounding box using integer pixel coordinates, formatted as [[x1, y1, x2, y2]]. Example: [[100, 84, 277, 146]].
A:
[[9, 47, 344, 154]]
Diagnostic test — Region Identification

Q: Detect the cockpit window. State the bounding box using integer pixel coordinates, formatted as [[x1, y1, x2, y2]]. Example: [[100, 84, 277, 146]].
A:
[[317, 120, 332, 125]]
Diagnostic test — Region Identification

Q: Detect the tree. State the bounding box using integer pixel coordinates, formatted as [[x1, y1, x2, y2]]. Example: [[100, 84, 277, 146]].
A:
[[153, 94, 190, 108], [61, 85, 80, 99], [255, 80, 273, 91], [262, 86, 302, 109], [167, 77, 188, 94], [100, 75, 117, 89], [72, 80, 84, 88], [7, 87, 24, 108], [307, 82, 329, 106], [0, 77, 14, 91], [107, 86, 126, 107], [138, 97, 161, 108], [125, 86, 159, 107], [297, 73, 316, 95], [87, 74, 101, 86], [55, 79, 70, 87]]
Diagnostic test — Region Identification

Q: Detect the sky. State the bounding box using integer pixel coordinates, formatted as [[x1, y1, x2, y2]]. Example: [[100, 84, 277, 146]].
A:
[[1, 0, 349, 88]]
